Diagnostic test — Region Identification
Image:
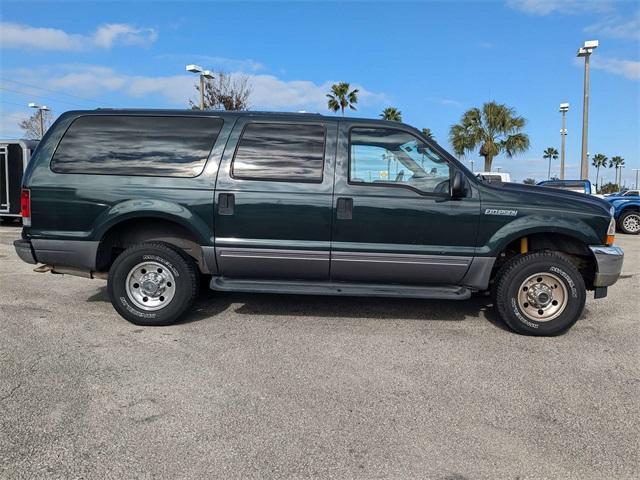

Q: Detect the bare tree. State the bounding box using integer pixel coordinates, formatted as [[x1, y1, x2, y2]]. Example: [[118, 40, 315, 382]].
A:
[[19, 109, 54, 139], [190, 71, 252, 111]]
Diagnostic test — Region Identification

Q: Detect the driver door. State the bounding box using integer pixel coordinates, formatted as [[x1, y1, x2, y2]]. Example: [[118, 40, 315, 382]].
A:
[[330, 123, 480, 285]]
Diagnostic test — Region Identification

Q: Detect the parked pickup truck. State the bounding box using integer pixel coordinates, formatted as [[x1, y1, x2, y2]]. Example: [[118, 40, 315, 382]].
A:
[[537, 179, 594, 195], [605, 194, 640, 234], [14, 110, 624, 335]]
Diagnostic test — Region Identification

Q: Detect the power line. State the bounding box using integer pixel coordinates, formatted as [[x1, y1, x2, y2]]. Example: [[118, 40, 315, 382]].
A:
[[0, 76, 117, 107], [0, 98, 32, 109], [0, 86, 92, 109]]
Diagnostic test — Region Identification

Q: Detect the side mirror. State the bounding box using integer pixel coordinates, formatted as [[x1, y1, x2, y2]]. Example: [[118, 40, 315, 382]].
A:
[[450, 170, 466, 199]]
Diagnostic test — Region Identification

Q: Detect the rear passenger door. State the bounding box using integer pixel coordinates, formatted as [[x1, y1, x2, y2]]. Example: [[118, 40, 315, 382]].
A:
[[213, 117, 337, 280]]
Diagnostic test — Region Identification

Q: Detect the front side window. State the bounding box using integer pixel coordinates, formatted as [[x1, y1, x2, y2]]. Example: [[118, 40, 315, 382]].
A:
[[232, 123, 325, 182], [51, 115, 222, 177], [349, 128, 451, 194]]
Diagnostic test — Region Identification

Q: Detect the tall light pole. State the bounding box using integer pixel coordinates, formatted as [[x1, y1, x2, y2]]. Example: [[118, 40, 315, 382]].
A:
[[559, 103, 569, 180], [186, 65, 214, 110], [633, 169, 640, 189], [28, 103, 50, 139], [469, 159, 475, 172], [577, 40, 598, 181]]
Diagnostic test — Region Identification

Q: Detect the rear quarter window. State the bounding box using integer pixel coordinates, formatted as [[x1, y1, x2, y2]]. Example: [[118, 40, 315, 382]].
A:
[[51, 115, 223, 177]]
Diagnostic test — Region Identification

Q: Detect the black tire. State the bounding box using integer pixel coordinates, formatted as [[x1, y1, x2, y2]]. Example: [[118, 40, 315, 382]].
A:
[[107, 242, 199, 326], [495, 251, 586, 336], [617, 210, 640, 235]]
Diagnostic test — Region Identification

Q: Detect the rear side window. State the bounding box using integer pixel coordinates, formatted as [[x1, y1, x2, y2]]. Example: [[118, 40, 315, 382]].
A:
[[51, 115, 223, 177], [231, 123, 325, 182]]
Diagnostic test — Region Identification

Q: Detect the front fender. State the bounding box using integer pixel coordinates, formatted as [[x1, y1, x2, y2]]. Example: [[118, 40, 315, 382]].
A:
[[93, 198, 212, 245], [478, 214, 599, 256]]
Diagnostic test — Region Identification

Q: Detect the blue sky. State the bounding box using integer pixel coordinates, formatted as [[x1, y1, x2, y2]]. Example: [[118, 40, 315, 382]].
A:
[[1, 0, 638, 184]]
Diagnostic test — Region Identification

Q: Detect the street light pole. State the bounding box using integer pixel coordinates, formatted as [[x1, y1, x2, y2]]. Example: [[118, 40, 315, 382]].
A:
[[633, 169, 640, 190], [28, 103, 50, 139], [559, 103, 569, 180], [186, 65, 214, 110], [577, 40, 598, 181]]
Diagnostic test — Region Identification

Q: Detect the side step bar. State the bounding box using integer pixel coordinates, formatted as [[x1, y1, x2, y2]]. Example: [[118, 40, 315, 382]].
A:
[[209, 277, 471, 300]]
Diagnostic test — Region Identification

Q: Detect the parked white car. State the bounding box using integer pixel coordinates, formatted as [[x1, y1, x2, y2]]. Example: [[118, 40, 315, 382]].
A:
[[474, 171, 512, 183]]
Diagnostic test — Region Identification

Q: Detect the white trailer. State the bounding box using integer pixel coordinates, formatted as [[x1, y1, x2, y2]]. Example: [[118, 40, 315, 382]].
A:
[[0, 140, 38, 221]]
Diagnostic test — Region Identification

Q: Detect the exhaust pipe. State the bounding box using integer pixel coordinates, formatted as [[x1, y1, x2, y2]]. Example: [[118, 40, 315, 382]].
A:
[[33, 264, 108, 280]]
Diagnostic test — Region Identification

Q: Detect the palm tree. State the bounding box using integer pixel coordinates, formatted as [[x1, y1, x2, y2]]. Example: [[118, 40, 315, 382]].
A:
[[326, 82, 359, 116], [380, 107, 402, 122], [421, 128, 434, 141], [543, 147, 559, 179], [591, 153, 608, 192], [449, 101, 529, 172], [610, 156, 625, 186]]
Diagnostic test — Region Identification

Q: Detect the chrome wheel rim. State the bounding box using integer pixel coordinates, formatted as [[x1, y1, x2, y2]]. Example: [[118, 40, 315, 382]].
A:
[[125, 261, 176, 311], [622, 214, 640, 233], [517, 272, 568, 322]]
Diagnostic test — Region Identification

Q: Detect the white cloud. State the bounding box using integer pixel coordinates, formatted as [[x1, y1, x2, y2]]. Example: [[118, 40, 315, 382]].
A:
[[590, 57, 640, 81], [584, 10, 640, 40], [0, 111, 30, 138], [0, 22, 83, 50], [12, 65, 385, 111], [507, 0, 612, 15], [92, 24, 158, 48], [0, 22, 158, 51], [428, 97, 463, 108], [155, 54, 265, 72]]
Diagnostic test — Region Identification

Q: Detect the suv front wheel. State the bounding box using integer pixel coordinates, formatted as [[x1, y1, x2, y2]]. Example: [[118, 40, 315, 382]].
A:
[[495, 252, 586, 336], [107, 242, 199, 326]]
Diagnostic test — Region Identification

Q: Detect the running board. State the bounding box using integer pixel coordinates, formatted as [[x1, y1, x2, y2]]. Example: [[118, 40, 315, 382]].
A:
[[209, 277, 471, 300]]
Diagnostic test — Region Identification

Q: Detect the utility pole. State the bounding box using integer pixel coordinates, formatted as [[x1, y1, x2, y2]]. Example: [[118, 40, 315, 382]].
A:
[[28, 103, 50, 139], [577, 40, 598, 180], [559, 103, 569, 180], [633, 169, 639, 189], [186, 65, 214, 110]]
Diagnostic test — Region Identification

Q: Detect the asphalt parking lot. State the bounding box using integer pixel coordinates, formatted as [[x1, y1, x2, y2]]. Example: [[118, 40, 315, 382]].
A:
[[1, 223, 638, 480]]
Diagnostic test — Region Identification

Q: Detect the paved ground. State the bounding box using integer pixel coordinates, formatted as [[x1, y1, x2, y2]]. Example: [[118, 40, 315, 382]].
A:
[[0, 223, 638, 480]]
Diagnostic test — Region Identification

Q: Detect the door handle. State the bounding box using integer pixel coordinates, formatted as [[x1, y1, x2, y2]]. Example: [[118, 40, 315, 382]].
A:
[[336, 197, 353, 220], [218, 193, 235, 215]]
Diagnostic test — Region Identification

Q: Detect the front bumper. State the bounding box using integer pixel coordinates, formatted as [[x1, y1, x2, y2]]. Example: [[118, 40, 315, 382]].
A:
[[14, 239, 37, 264], [589, 245, 624, 287]]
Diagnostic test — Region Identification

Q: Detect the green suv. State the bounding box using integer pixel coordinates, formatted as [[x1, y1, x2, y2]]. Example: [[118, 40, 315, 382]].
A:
[[14, 110, 624, 335]]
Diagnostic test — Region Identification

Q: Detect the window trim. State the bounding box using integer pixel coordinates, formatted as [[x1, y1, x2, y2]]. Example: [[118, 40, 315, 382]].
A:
[[230, 121, 327, 184], [49, 114, 224, 178], [347, 126, 452, 198]]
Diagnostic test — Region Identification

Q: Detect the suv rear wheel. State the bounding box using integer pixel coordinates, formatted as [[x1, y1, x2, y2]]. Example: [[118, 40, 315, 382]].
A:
[[495, 252, 586, 336], [107, 242, 199, 326]]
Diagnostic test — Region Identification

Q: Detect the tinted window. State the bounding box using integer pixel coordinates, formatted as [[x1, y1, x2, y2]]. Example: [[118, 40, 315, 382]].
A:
[[232, 123, 325, 181], [51, 116, 222, 177], [350, 128, 450, 194]]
